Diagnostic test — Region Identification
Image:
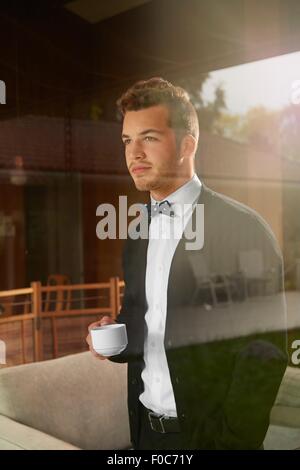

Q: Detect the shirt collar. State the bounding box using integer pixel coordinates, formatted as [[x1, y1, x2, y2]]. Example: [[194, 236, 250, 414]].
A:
[[150, 174, 202, 217]]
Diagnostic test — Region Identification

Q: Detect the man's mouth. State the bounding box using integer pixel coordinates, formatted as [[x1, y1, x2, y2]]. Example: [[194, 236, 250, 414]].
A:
[[131, 166, 151, 175]]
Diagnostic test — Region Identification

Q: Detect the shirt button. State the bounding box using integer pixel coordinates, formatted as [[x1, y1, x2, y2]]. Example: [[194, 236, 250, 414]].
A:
[[181, 413, 186, 419], [150, 341, 155, 348], [131, 378, 137, 385], [155, 377, 160, 383], [167, 340, 172, 347], [175, 377, 179, 384], [158, 265, 163, 272]]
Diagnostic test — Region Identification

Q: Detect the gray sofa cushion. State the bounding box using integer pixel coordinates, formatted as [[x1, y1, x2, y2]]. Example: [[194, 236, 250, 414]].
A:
[[0, 415, 79, 450], [1, 357, 299, 450], [0, 352, 130, 450]]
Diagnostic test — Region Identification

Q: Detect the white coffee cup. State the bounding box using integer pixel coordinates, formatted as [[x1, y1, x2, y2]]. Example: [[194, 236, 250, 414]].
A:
[[91, 323, 128, 356]]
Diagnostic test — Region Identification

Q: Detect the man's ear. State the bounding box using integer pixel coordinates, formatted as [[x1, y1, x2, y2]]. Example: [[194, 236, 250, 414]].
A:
[[179, 134, 197, 159]]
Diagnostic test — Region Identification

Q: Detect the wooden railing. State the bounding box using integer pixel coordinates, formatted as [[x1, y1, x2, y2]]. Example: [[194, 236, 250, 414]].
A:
[[116, 279, 125, 316], [0, 277, 125, 365], [0, 287, 33, 365]]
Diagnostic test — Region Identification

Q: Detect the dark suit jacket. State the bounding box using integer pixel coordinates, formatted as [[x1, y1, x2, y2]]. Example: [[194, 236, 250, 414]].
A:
[[109, 182, 288, 449]]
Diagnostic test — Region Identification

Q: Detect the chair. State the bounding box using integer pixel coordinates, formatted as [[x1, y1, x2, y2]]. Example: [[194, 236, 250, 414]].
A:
[[238, 249, 273, 298], [0, 297, 13, 317], [191, 260, 233, 307], [43, 275, 71, 312], [43, 275, 72, 359]]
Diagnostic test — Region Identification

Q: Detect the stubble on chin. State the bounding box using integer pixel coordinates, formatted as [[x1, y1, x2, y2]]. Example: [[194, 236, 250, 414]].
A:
[[132, 174, 157, 192], [133, 179, 152, 191]]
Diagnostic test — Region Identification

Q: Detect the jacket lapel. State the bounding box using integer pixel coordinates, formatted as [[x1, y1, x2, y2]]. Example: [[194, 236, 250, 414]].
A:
[[164, 183, 211, 348]]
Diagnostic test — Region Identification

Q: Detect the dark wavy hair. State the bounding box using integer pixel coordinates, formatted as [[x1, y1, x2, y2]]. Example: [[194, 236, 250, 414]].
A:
[[116, 77, 199, 143]]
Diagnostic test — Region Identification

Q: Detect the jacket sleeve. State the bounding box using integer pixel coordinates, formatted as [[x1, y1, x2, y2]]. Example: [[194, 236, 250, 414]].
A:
[[211, 247, 288, 449], [213, 334, 288, 449], [108, 240, 145, 364]]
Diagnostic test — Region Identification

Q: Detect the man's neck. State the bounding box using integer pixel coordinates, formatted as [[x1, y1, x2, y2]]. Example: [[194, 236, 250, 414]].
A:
[[150, 174, 195, 201]]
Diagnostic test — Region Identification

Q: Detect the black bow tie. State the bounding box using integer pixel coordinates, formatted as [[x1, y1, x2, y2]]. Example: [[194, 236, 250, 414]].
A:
[[147, 200, 175, 218]]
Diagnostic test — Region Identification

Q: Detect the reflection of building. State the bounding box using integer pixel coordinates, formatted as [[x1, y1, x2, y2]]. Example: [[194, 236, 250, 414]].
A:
[[198, 130, 283, 249], [0, 117, 285, 291], [0, 0, 299, 292]]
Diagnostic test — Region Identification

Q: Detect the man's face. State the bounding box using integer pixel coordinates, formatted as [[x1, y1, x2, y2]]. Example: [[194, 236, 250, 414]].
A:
[[122, 105, 181, 193]]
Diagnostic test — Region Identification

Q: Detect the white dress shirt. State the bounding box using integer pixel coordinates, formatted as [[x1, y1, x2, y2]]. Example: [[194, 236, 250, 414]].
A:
[[139, 174, 202, 417]]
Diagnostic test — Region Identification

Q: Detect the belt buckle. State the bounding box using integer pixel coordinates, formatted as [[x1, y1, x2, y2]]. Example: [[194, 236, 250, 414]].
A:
[[148, 411, 166, 433]]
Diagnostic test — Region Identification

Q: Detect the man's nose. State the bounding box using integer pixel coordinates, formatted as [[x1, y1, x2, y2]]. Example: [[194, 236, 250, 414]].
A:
[[130, 140, 146, 160]]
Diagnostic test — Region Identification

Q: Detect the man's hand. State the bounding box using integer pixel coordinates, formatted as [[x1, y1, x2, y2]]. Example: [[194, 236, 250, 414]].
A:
[[86, 315, 116, 360]]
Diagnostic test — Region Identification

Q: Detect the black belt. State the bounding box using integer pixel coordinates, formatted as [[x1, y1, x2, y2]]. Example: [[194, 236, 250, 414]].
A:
[[147, 409, 181, 434]]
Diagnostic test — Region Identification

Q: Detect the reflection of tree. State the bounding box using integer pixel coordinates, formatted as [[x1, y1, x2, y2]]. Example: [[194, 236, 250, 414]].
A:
[[214, 106, 279, 151], [213, 112, 244, 141], [210, 102, 300, 289], [214, 104, 300, 160], [239, 107, 279, 151], [175, 75, 226, 132], [279, 105, 300, 161], [175, 78, 300, 289]]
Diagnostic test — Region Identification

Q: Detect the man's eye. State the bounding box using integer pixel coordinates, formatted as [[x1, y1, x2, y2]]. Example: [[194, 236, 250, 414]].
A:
[[144, 136, 157, 142], [123, 139, 131, 146]]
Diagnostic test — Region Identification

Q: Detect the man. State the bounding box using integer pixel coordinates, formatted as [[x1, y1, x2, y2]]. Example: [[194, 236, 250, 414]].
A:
[[86, 77, 287, 450]]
